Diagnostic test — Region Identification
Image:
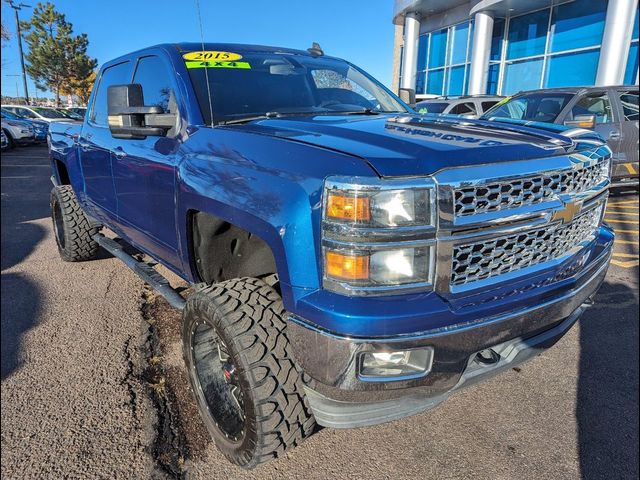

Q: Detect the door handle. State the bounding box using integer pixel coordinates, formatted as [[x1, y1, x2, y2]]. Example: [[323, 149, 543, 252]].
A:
[[609, 131, 621, 140], [113, 146, 127, 159]]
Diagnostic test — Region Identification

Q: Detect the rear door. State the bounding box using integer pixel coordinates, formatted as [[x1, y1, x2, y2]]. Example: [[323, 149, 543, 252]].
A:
[[564, 90, 622, 159], [110, 54, 181, 268], [79, 61, 133, 223]]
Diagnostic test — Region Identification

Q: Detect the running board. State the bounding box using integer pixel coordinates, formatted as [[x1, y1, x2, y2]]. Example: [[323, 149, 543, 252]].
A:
[[93, 234, 186, 310]]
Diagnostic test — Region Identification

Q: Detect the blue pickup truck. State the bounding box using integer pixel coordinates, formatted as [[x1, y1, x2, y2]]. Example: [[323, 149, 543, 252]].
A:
[[48, 43, 614, 469]]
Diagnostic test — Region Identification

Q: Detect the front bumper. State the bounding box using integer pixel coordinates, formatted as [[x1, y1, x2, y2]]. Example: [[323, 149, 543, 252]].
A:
[[289, 243, 611, 428]]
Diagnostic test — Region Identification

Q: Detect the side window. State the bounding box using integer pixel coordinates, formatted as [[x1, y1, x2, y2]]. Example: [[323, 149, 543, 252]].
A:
[[450, 102, 477, 115], [571, 92, 614, 124], [91, 61, 132, 126], [132, 55, 178, 115], [619, 91, 639, 121], [18, 108, 36, 118], [481, 101, 499, 112]]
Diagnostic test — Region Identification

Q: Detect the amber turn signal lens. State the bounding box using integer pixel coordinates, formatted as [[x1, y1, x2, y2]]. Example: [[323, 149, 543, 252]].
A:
[[326, 193, 370, 222], [325, 251, 370, 281]]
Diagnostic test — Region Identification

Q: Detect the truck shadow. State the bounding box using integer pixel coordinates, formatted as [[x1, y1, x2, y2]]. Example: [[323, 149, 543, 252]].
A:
[[577, 279, 639, 479], [0, 272, 42, 380]]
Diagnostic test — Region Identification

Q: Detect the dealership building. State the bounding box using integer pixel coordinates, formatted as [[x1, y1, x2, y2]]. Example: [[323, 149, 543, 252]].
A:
[[391, 0, 640, 99]]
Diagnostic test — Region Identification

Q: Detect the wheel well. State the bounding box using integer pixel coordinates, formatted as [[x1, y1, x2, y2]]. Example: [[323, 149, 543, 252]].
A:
[[55, 160, 71, 185], [190, 211, 278, 286]]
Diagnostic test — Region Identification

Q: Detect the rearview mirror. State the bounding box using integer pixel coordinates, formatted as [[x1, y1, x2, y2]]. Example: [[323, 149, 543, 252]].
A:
[[107, 84, 176, 139], [564, 114, 596, 129]]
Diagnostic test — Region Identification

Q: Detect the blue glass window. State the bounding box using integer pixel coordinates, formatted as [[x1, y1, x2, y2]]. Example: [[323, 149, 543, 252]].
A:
[[502, 58, 544, 94], [490, 19, 505, 61], [507, 10, 549, 60], [429, 29, 448, 68], [417, 35, 428, 72], [450, 22, 470, 64], [544, 49, 600, 88], [446, 66, 466, 95], [633, 9, 639, 40], [416, 71, 426, 95], [427, 69, 445, 95], [486, 63, 500, 94], [625, 43, 639, 85], [550, 0, 606, 53]]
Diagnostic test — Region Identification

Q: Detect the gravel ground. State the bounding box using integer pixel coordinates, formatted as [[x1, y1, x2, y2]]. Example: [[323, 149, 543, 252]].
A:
[[1, 146, 638, 479]]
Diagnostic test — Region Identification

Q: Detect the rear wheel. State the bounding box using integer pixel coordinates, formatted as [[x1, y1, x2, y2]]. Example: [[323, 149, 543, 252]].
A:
[[50, 185, 101, 261], [182, 277, 315, 469]]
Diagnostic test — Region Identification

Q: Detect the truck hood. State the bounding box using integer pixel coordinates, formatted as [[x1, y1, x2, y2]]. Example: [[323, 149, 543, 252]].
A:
[[232, 114, 582, 177]]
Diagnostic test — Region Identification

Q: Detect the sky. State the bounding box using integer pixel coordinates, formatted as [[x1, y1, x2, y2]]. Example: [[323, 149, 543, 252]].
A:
[[1, 0, 397, 99]]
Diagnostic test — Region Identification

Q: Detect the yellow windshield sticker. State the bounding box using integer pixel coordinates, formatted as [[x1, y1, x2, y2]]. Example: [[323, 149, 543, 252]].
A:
[[185, 60, 251, 69], [182, 51, 242, 61]]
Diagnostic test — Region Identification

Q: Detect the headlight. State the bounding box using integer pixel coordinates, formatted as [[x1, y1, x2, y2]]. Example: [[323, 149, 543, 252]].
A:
[[322, 176, 436, 295], [324, 246, 431, 287], [325, 187, 431, 227]]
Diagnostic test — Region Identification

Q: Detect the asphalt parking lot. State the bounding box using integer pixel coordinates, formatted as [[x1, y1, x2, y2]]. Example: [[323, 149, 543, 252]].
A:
[[1, 145, 638, 479]]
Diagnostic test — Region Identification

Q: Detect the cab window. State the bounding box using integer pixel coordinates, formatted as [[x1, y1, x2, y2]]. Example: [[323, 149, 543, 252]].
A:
[[450, 102, 477, 115], [133, 56, 178, 114], [90, 61, 132, 126], [570, 92, 614, 124], [132, 55, 178, 135]]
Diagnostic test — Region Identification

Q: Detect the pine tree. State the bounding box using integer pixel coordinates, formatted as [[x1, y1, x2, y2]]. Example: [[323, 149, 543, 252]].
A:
[[20, 2, 97, 106]]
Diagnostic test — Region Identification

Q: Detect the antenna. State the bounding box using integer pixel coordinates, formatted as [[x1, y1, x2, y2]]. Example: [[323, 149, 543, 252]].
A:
[[195, 0, 214, 126]]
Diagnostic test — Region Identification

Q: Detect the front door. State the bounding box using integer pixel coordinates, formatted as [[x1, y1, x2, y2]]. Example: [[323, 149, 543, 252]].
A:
[[110, 54, 181, 268]]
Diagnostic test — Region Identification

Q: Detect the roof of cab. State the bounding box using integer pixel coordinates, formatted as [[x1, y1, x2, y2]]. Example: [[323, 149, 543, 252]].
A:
[[101, 42, 332, 68]]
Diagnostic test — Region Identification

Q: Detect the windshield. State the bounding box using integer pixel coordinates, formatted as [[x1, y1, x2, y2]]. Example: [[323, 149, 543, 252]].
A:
[[416, 102, 448, 114], [482, 93, 573, 123], [31, 107, 67, 119], [186, 52, 407, 124]]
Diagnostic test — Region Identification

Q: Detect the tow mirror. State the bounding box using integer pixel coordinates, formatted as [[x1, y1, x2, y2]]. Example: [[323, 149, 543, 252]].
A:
[[564, 114, 596, 129], [107, 84, 176, 139]]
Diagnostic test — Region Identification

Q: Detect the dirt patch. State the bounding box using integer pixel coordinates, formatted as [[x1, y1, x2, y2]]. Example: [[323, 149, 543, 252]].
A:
[[139, 287, 211, 478]]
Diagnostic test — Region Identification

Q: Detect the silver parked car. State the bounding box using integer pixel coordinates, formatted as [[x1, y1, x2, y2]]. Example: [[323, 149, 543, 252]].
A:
[[483, 86, 639, 188], [415, 95, 504, 118]]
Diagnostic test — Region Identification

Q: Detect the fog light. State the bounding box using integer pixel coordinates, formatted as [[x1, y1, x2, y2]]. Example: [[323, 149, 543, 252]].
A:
[[359, 348, 433, 380]]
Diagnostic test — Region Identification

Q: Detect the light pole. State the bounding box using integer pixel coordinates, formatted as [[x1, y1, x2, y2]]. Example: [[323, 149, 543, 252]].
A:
[[5, 0, 31, 104]]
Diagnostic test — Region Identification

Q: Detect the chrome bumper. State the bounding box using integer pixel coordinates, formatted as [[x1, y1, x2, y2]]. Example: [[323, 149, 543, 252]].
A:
[[289, 246, 611, 428]]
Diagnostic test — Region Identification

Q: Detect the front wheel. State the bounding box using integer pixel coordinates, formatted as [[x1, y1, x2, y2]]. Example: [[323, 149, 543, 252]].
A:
[[182, 278, 315, 469]]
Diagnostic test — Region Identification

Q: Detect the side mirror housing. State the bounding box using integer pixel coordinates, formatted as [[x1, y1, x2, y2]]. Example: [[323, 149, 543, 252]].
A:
[[398, 88, 416, 109], [107, 84, 176, 139], [564, 114, 596, 129]]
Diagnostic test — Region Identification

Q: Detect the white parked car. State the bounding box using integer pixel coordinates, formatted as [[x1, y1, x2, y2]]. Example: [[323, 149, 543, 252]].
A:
[[1, 105, 69, 123], [1, 118, 35, 148]]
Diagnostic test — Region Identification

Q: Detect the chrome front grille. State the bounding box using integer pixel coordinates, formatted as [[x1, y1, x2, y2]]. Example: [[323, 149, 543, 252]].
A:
[[450, 204, 603, 287], [454, 159, 608, 216]]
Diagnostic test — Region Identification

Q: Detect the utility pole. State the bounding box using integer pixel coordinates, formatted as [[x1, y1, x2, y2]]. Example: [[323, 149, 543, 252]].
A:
[[5, 1, 31, 104]]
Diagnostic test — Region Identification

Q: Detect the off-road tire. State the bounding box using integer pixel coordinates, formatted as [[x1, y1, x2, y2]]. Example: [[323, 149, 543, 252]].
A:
[[183, 277, 316, 469], [50, 185, 101, 262]]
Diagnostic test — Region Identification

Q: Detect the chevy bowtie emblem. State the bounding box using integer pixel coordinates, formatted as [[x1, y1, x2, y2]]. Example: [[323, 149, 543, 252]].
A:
[[552, 200, 583, 224]]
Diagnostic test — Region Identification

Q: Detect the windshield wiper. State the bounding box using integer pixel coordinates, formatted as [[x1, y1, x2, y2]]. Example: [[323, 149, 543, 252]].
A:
[[219, 112, 280, 125]]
